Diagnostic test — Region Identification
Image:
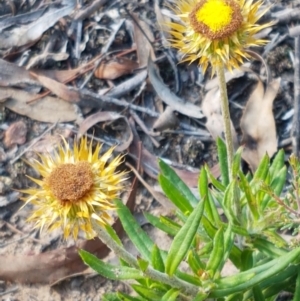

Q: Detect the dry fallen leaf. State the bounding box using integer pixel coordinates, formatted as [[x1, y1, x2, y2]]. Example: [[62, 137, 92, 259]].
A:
[[4, 121, 27, 148], [30, 72, 81, 103], [78, 111, 133, 152], [132, 14, 155, 67], [240, 78, 280, 171], [148, 57, 203, 119], [1, 87, 80, 123], [152, 106, 179, 131], [29, 135, 62, 153], [0, 1, 75, 50], [94, 57, 139, 80], [202, 87, 238, 148]]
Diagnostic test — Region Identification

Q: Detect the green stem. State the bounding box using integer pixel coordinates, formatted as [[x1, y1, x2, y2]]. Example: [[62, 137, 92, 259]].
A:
[[216, 64, 234, 180], [91, 219, 202, 297]]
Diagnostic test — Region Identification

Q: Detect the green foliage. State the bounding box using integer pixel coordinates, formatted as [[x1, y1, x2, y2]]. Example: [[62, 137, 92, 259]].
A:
[[80, 141, 300, 300]]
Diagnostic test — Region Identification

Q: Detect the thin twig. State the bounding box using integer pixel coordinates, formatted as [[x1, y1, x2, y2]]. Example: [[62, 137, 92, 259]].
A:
[[0, 287, 18, 297], [292, 37, 300, 157], [4, 221, 44, 244], [10, 122, 57, 164]]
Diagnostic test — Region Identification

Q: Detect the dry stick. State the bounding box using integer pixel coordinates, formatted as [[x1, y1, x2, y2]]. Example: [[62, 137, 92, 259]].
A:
[[292, 37, 300, 157], [73, 0, 109, 20], [10, 122, 57, 164], [4, 221, 44, 244]]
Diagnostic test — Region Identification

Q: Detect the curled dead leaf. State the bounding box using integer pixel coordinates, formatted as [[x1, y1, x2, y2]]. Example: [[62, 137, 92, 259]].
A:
[[94, 57, 139, 80], [4, 121, 27, 148], [241, 78, 280, 171], [78, 111, 133, 152], [152, 106, 179, 131]]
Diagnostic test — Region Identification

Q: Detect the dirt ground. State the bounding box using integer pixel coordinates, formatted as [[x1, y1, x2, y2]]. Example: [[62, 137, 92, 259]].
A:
[[0, 0, 299, 300]]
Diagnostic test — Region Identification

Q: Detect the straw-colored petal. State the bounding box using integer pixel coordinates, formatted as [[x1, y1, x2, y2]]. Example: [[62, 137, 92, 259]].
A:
[[22, 137, 127, 240], [168, 0, 272, 74]]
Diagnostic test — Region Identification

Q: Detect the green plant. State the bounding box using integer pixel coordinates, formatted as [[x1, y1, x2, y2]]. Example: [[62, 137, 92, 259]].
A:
[[80, 139, 300, 300]]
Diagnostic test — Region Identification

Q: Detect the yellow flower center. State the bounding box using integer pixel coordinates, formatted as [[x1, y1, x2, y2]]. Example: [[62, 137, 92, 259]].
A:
[[196, 0, 232, 33], [189, 0, 243, 40], [46, 161, 94, 203]]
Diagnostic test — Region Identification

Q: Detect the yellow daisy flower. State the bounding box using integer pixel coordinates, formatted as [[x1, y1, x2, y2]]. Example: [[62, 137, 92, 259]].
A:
[[22, 137, 126, 240], [168, 0, 272, 74]]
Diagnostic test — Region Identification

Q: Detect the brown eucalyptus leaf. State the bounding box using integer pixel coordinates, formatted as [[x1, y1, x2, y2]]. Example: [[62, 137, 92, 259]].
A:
[[78, 111, 133, 152], [241, 78, 280, 171], [1, 87, 79, 123], [0, 59, 38, 87], [4, 121, 27, 147], [94, 57, 139, 80], [30, 72, 81, 103], [132, 14, 155, 67], [152, 106, 179, 131], [0, 1, 75, 50]]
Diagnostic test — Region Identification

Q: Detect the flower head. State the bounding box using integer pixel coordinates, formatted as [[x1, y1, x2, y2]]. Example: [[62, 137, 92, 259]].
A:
[[22, 137, 126, 240], [168, 0, 272, 74]]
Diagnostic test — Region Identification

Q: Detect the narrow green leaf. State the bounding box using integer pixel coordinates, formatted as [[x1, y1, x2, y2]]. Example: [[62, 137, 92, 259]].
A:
[[159, 159, 198, 207], [206, 227, 224, 278], [253, 154, 270, 182], [269, 149, 285, 177], [263, 229, 288, 248], [165, 199, 205, 275], [175, 270, 202, 286], [137, 257, 149, 272], [240, 249, 253, 271], [239, 171, 260, 220], [187, 250, 206, 275], [191, 292, 209, 301], [132, 284, 164, 301], [217, 137, 229, 186], [223, 180, 240, 224], [79, 250, 143, 280], [117, 292, 143, 301], [144, 213, 178, 237], [205, 165, 226, 192], [160, 216, 181, 232], [161, 288, 180, 301], [230, 224, 249, 236], [103, 293, 122, 301], [212, 247, 300, 297], [151, 244, 165, 272], [116, 200, 153, 261], [105, 223, 123, 246], [261, 166, 287, 210], [225, 293, 243, 301], [199, 168, 220, 224], [221, 224, 234, 268], [159, 174, 193, 214], [260, 274, 296, 299], [198, 241, 213, 256], [253, 237, 287, 258], [232, 147, 243, 178], [252, 285, 265, 301]]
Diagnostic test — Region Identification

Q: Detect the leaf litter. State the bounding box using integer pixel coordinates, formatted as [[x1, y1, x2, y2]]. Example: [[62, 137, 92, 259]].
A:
[[0, 0, 298, 300]]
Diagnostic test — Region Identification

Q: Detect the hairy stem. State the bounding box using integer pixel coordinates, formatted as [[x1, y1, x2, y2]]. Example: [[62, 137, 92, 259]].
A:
[[91, 219, 202, 297], [216, 64, 234, 180]]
